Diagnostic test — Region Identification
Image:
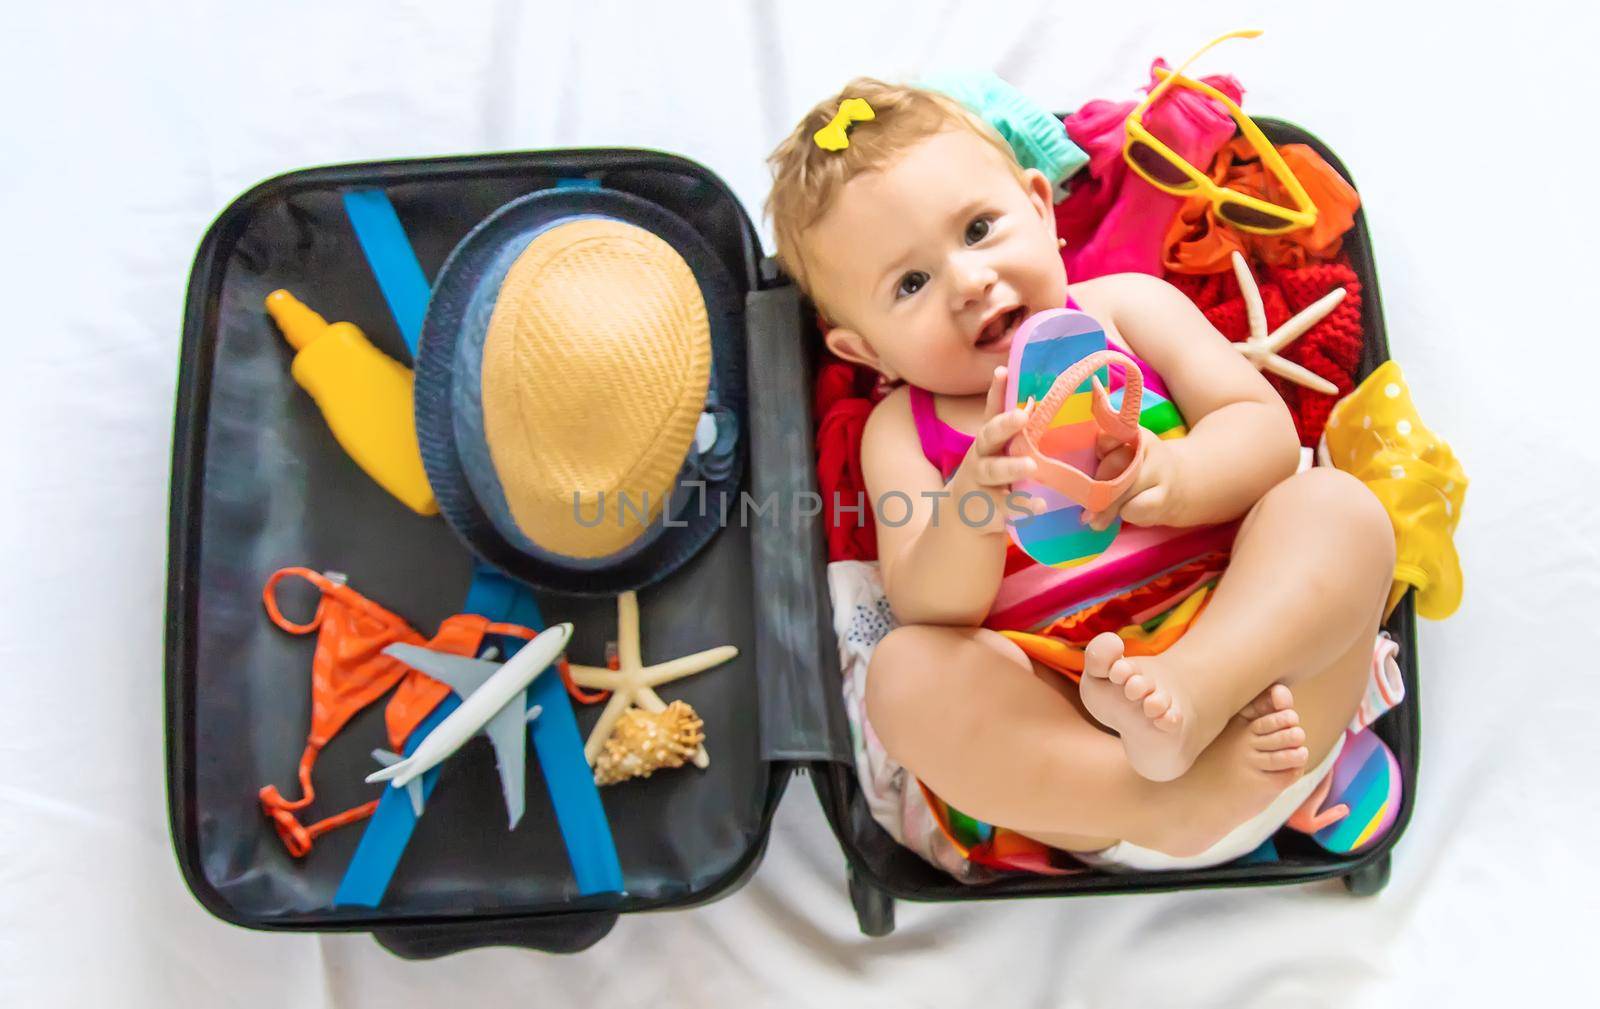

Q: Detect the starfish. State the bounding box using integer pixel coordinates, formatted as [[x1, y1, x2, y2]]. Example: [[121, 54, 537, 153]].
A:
[[566, 591, 737, 769], [1230, 250, 1343, 396]]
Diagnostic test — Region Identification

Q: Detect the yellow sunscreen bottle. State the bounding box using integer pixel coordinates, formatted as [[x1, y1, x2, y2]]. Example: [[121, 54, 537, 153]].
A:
[[264, 290, 438, 516]]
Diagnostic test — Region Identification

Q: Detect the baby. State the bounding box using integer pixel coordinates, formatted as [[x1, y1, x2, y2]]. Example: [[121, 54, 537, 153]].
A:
[[766, 79, 1396, 868]]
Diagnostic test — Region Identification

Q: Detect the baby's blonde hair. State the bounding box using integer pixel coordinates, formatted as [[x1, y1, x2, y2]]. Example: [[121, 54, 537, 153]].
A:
[[764, 77, 1025, 316]]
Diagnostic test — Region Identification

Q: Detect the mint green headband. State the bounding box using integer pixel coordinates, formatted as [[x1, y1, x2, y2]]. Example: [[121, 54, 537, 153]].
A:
[[919, 71, 1088, 202]]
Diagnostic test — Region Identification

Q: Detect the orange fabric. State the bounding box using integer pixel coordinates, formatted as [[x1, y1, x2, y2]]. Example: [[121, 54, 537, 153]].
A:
[[1163, 138, 1360, 275], [992, 553, 1228, 682], [256, 568, 573, 857], [916, 781, 1084, 876], [1000, 581, 1215, 684], [260, 567, 427, 749]]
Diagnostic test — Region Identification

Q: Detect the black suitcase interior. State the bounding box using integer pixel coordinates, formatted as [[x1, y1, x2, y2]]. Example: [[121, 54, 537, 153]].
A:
[[166, 120, 1418, 956]]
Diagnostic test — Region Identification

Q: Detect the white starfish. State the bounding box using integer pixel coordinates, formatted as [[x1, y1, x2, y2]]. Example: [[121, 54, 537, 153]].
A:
[[567, 591, 737, 770], [1230, 250, 1343, 396]]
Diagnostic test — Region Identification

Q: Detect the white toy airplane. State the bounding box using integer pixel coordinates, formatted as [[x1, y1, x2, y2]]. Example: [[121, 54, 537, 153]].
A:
[[365, 622, 573, 829]]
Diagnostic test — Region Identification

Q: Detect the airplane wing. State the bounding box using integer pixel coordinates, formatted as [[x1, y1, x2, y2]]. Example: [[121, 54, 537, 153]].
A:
[[482, 700, 529, 829], [384, 641, 546, 828], [385, 643, 503, 697]]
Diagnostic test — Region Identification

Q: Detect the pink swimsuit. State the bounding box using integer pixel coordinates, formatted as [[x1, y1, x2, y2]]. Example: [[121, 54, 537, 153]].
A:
[[904, 316, 1236, 634]]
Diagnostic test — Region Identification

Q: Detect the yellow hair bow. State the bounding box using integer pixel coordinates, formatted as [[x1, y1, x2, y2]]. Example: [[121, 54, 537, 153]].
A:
[[813, 98, 876, 151]]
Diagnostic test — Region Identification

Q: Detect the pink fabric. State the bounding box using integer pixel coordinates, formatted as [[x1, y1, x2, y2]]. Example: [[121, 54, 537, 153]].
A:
[[986, 522, 1236, 631], [907, 294, 1088, 485], [1056, 61, 1244, 281], [908, 386, 972, 481]]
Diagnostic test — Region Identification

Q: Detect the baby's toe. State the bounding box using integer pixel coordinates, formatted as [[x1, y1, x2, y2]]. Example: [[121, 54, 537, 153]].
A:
[[1141, 688, 1172, 720], [1238, 683, 1295, 721], [1154, 704, 1184, 733], [1107, 658, 1136, 687], [1122, 673, 1153, 702], [1249, 708, 1301, 736], [1253, 746, 1310, 772], [1251, 726, 1306, 752], [1083, 633, 1125, 680], [1238, 696, 1272, 721]]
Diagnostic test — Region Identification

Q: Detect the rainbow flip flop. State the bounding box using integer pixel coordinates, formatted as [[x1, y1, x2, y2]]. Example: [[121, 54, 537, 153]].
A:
[[1004, 309, 1169, 568], [1286, 728, 1403, 856]]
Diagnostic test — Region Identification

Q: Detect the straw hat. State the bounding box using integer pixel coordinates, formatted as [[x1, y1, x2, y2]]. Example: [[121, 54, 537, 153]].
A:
[[415, 186, 744, 595]]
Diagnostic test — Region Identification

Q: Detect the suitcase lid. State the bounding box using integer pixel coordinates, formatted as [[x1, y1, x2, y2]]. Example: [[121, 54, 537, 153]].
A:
[[166, 147, 850, 945]]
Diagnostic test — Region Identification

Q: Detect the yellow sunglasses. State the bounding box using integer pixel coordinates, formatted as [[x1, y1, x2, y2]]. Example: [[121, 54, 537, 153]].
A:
[[1123, 29, 1317, 235]]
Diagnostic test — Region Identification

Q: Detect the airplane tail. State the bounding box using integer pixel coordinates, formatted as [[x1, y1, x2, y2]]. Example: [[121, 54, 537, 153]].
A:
[[365, 749, 407, 783], [367, 750, 426, 817]]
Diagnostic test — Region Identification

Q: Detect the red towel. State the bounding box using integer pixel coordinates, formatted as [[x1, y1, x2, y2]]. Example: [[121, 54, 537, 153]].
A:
[[1166, 260, 1364, 446], [815, 356, 883, 561]]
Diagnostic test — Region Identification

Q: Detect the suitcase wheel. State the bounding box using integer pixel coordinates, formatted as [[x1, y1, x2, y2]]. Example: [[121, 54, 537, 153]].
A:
[[1341, 851, 1391, 896], [848, 866, 895, 937]]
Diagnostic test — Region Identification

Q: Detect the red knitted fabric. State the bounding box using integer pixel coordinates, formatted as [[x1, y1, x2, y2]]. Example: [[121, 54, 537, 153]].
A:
[[1166, 258, 1364, 446]]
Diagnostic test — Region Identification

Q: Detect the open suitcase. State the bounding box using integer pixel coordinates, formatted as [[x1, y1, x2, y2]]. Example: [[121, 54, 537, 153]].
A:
[[165, 118, 1419, 957]]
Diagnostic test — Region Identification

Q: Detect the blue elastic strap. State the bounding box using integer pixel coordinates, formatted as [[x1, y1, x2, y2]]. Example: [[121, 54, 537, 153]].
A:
[[463, 567, 624, 896], [342, 188, 432, 359], [334, 177, 624, 907], [343, 179, 595, 359], [333, 695, 460, 908], [333, 567, 624, 907]]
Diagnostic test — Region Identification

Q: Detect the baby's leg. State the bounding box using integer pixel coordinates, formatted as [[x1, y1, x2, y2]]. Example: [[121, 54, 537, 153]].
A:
[[1023, 682, 1311, 854], [866, 623, 1311, 854], [1081, 468, 1394, 781]]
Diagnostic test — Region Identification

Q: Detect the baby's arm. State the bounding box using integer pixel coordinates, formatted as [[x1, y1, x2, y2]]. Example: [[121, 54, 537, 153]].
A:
[[861, 372, 1035, 627], [1079, 273, 1301, 528]]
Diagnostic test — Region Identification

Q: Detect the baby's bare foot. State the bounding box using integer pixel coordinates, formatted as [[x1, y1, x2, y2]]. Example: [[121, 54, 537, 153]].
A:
[[1079, 632, 1199, 782], [1191, 689, 1310, 845], [1237, 683, 1310, 774]]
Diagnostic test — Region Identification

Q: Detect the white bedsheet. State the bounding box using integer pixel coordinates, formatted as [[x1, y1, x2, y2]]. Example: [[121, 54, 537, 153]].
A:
[[3, 2, 1593, 1004]]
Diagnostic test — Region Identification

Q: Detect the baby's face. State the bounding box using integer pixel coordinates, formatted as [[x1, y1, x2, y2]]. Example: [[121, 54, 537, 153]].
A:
[[805, 128, 1067, 395]]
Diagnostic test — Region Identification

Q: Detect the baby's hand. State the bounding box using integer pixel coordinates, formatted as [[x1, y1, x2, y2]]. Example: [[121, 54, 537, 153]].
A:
[[950, 366, 1041, 534], [1083, 429, 1187, 531]]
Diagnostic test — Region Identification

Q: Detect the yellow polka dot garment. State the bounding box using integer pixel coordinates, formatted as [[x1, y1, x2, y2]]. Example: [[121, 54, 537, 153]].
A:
[[1321, 361, 1467, 620]]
